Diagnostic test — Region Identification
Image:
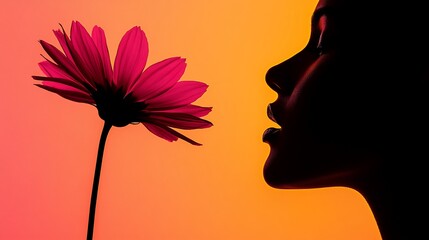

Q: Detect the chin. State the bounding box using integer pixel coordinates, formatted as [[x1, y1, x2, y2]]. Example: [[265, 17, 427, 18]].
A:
[[263, 144, 287, 189]]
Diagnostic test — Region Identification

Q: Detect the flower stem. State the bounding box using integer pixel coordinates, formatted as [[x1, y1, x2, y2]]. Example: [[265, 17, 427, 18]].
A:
[[87, 121, 112, 240]]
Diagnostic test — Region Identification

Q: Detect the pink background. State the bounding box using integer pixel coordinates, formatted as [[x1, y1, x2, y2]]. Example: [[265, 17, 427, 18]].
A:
[[0, 0, 381, 239]]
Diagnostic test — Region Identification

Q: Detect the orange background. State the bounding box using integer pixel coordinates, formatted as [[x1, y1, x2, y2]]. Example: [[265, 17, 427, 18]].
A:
[[0, 0, 381, 239]]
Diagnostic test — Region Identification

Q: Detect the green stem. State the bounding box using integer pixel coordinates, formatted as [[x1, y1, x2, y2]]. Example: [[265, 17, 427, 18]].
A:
[[87, 121, 112, 240]]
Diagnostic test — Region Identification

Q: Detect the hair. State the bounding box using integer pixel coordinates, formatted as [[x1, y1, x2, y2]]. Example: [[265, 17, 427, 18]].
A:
[[360, 2, 428, 161], [311, 1, 428, 158]]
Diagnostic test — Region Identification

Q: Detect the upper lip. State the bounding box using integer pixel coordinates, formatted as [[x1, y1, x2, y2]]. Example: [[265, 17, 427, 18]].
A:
[[267, 104, 278, 124]]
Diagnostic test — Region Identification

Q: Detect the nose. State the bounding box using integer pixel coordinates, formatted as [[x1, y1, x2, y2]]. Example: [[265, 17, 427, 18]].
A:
[[265, 63, 292, 95], [265, 50, 315, 95]]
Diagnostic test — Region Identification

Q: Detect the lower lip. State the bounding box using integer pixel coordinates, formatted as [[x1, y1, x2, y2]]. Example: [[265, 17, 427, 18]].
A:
[[262, 127, 281, 143]]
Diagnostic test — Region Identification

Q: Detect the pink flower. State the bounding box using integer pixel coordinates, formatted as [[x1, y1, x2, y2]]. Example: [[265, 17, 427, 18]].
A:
[[33, 21, 212, 145], [33, 21, 213, 240]]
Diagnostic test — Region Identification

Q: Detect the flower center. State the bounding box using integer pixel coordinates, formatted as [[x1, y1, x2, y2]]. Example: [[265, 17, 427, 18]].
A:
[[94, 88, 144, 127]]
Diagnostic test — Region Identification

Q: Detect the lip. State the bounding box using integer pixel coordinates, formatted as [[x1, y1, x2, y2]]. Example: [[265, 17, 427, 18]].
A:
[[264, 103, 282, 143], [262, 127, 281, 143], [267, 104, 277, 123]]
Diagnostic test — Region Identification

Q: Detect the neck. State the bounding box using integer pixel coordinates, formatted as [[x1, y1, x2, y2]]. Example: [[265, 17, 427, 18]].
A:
[[355, 161, 426, 240]]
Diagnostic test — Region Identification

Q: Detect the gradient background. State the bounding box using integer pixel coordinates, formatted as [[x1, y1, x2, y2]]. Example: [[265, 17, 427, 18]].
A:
[[0, 0, 382, 239]]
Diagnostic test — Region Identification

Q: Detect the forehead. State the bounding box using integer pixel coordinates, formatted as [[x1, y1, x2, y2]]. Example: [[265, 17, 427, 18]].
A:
[[312, 0, 360, 26], [316, 0, 345, 10]]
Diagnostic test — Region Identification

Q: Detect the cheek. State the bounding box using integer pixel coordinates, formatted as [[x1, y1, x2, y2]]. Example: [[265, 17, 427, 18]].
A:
[[285, 55, 330, 115], [286, 54, 351, 137]]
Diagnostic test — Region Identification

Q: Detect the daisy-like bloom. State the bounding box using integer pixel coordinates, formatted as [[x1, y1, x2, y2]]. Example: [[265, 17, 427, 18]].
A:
[[33, 21, 213, 145], [33, 21, 213, 240]]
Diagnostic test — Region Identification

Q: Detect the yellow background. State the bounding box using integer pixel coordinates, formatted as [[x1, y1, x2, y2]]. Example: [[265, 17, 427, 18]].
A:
[[0, 0, 381, 239]]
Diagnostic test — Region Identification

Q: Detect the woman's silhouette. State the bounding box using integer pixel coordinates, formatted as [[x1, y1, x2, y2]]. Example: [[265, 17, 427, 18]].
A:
[[262, 0, 428, 239]]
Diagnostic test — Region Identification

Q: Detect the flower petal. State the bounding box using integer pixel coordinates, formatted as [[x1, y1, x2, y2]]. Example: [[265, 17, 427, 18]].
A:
[[39, 40, 94, 90], [33, 75, 89, 94], [37, 61, 88, 92], [130, 57, 186, 100], [113, 26, 148, 88], [145, 81, 208, 109], [35, 82, 94, 104], [70, 21, 105, 86], [142, 122, 202, 146], [141, 112, 213, 130], [39, 60, 72, 78], [92, 25, 113, 85], [142, 122, 178, 142], [53, 29, 74, 61], [39, 41, 82, 79], [152, 105, 212, 117]]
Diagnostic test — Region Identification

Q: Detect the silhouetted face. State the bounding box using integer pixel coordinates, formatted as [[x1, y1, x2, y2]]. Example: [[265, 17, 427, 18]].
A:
[[263, 0, 383, 189]]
